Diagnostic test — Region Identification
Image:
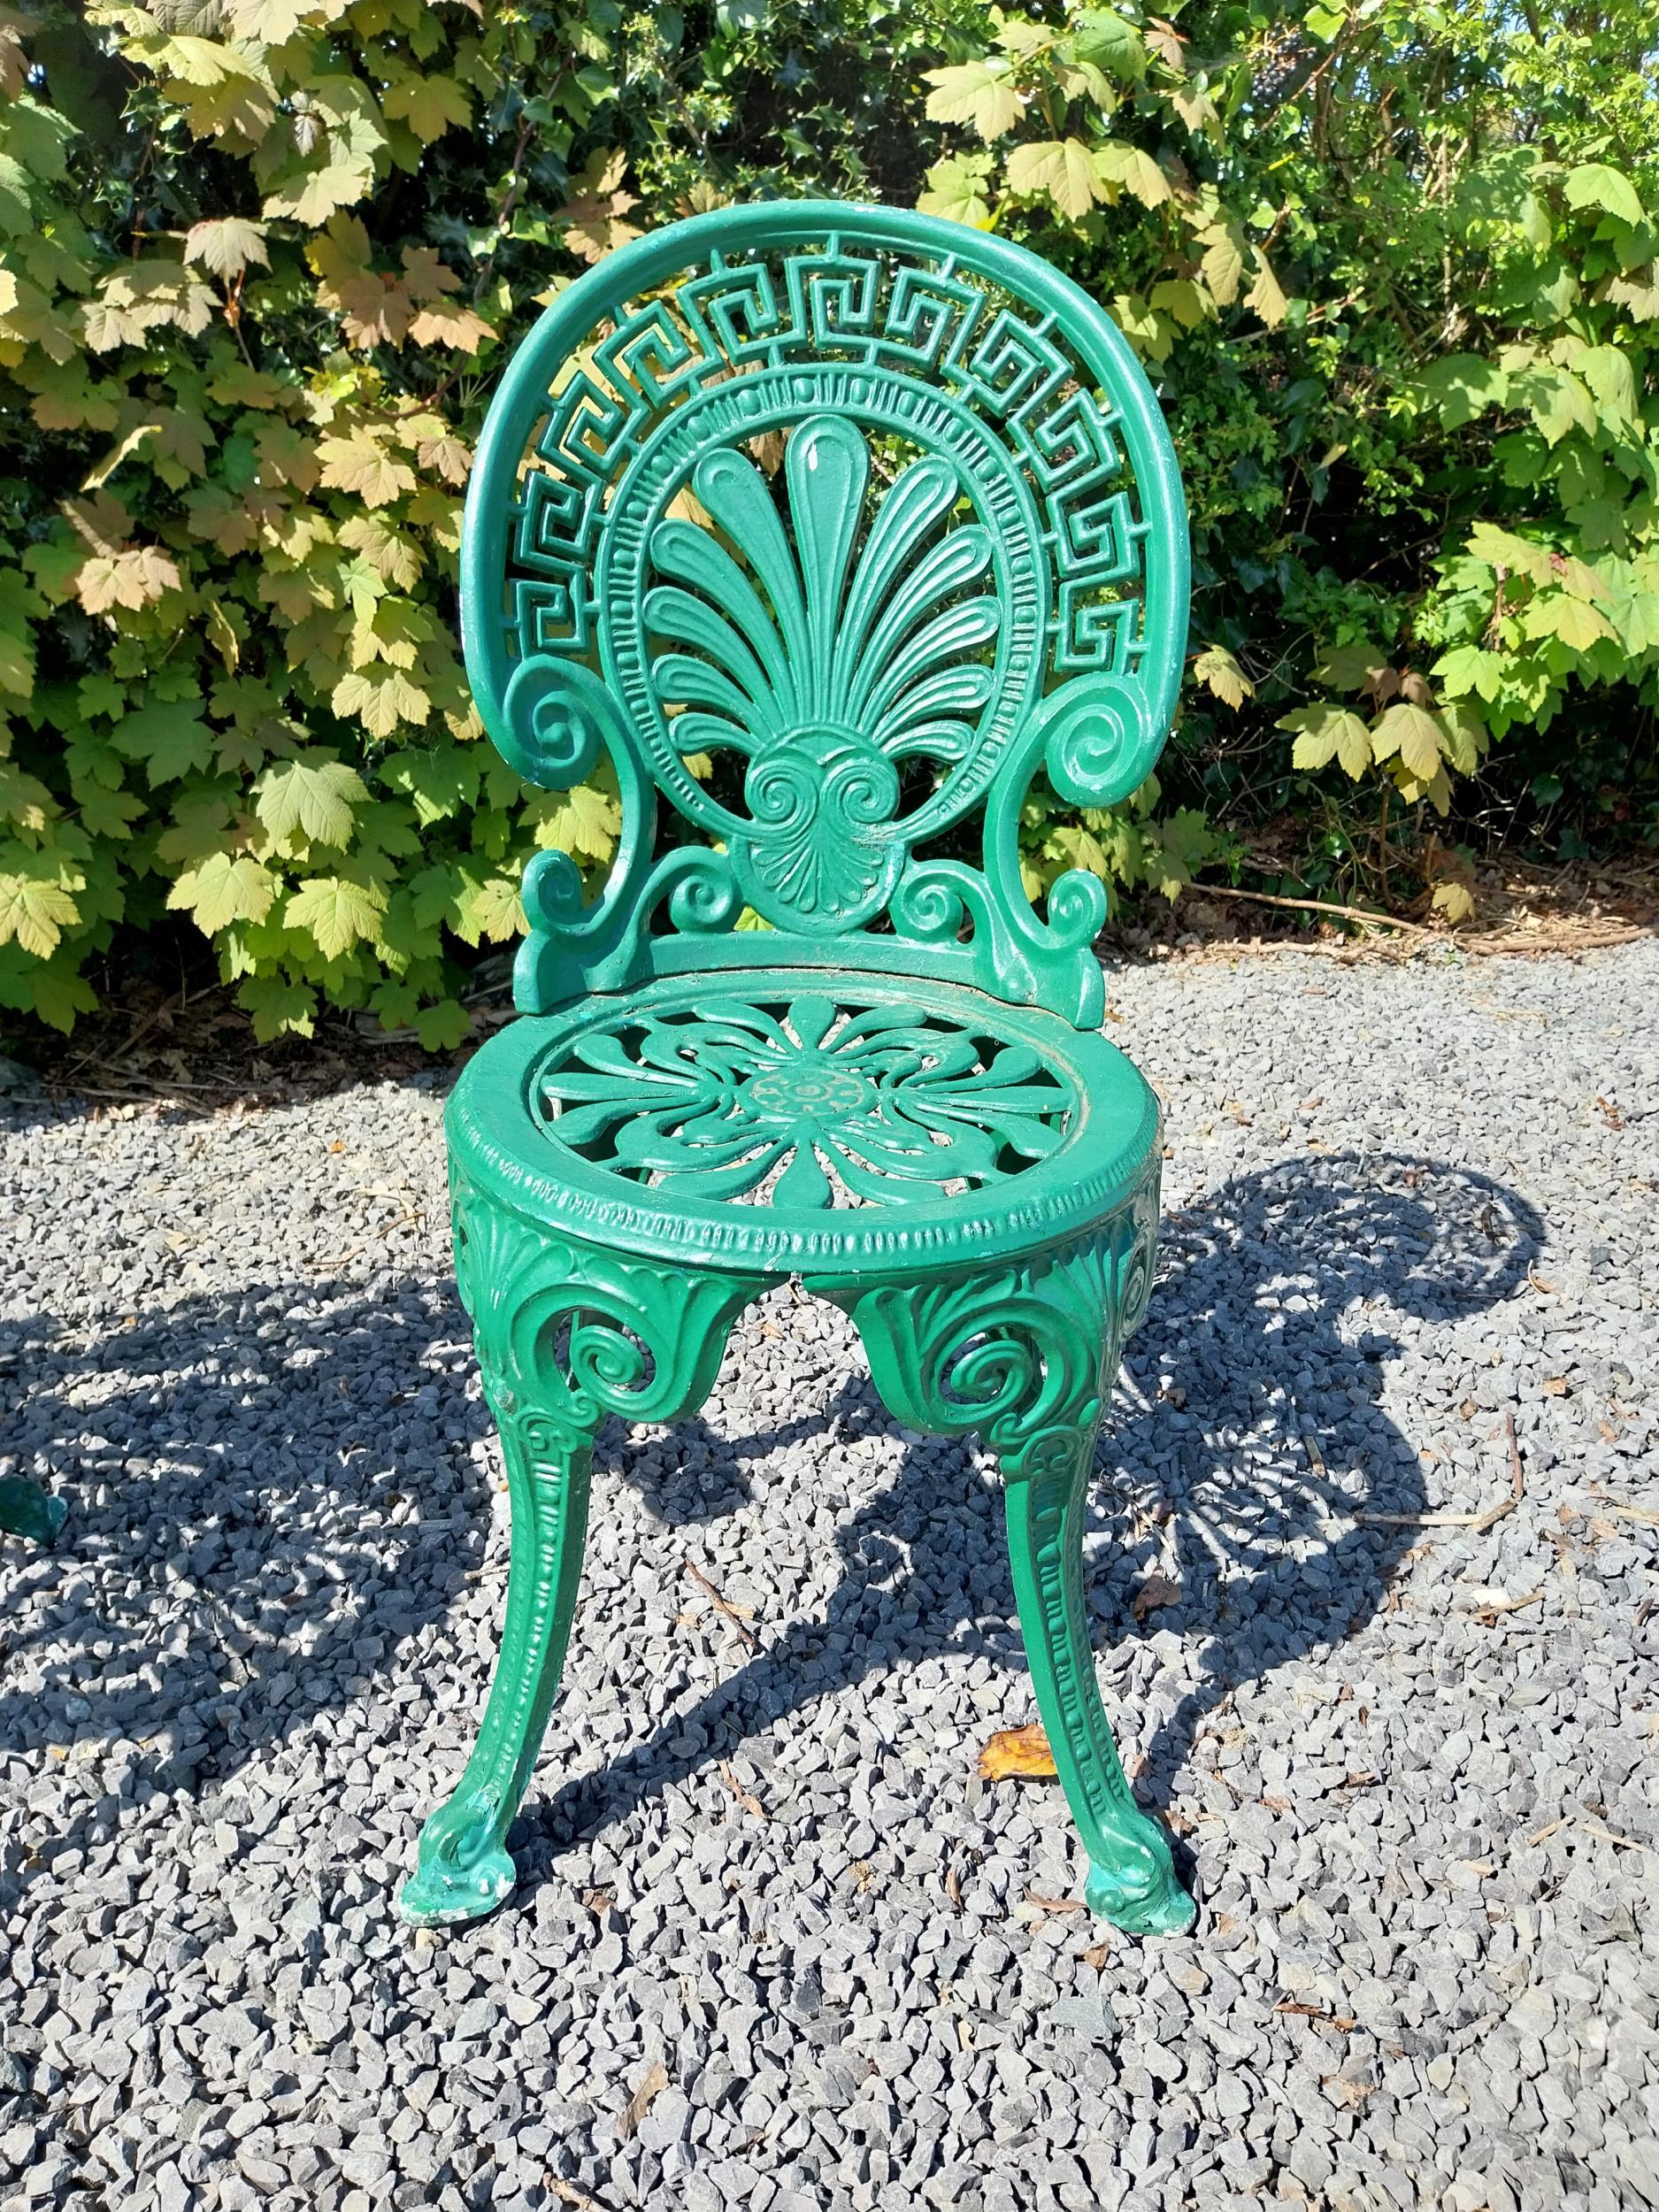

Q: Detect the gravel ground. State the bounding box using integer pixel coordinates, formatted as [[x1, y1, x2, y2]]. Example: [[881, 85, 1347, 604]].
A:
[[2, 938, 1656, 2212]]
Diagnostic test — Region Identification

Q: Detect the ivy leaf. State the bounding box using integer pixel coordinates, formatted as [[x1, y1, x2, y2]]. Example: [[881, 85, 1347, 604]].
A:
[[1007, 140, 1101, 221], [254, 754, 368, 846], [183, 217, 270, 280], [167, 850, 281, 933], [922, 61, 1024, 142], [1371, 702, 1445, 780], [284, 872, 387, 957]]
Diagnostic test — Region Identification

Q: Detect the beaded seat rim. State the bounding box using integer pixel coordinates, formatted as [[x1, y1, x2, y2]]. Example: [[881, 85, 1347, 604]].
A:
[[447, 968, 1161, 1278]]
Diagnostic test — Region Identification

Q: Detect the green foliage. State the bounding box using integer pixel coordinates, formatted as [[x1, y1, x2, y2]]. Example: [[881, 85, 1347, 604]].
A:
[[1, 0, 1655, 1045]]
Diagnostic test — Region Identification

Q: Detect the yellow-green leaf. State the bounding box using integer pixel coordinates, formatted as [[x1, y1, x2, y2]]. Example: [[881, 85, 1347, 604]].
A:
[[254, 754, 368, 847], [382, 73, 472, 144], [1371, 702, 1444, 780], [1006, 139, 1101, 221], [1193, 644, 1251, 708], [0, 849, 81, 958], [922, 60, 1024, 142], [167, 850, 280, 933], [284, 872, 387, 958], [1093, 140, 1171, 208]]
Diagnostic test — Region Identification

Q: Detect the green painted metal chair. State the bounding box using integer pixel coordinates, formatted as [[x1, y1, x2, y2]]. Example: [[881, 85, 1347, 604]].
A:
[[400, 202, 1196, 1937]]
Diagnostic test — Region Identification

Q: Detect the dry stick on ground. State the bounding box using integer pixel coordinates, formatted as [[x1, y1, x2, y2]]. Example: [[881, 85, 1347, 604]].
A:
[[1194, 883, 1440, 936], [1351, 1410, 1525, 1531], [682, 1555, 761, 1648]]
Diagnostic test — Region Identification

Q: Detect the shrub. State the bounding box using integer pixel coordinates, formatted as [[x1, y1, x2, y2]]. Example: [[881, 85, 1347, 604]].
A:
[[0, 1, 1654, 1044]]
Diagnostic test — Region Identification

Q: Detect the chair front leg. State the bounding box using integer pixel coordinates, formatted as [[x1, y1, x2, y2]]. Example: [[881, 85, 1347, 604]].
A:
[[400, 1174, 764, 1928], [1003, 1418, 1194, 1933], [400, 1397, 593, 1927], [833, 1209, 1194, 1937]]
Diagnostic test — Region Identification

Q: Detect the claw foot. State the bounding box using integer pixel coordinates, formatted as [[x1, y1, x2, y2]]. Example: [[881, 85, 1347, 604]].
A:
[[398, 1791, 518, 1927], [1085, 1821, 1196, 1936]]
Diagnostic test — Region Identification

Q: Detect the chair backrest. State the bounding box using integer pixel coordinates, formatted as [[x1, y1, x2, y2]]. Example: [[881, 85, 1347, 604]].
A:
[[463, 201, 1189, 1029]]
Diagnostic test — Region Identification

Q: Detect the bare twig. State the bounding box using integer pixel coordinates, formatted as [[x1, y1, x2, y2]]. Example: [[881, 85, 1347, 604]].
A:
[[718, 1761, 766, 1817], [1194, 883, 1439, 935], [682, 1555, 760, 1647], [1353, 1417, 1524, 1532]]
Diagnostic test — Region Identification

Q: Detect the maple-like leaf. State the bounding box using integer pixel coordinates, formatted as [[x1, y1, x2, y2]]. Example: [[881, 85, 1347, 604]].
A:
[[167, 850, 280, 933], [283, 872, 387, 958], [0, 848, 81, 959], [1006, 139, 1101, 222], [408, 300, 492, 351], [1193, 644, 1252, 709], [1093, 139, 1171, 208], [316, 430, 417, 507], [555, 148, 643, 265], [77, 547, 184, 617], [917, 153, 995, 229], [922, 60, 1024, 141], [183, 217, 270, 279], [337, 513, 424, 589], [1371, 702, 1445, 781], [382, 73, 472, 143], [254, 754, 368, 846], [332, 665, 431, 738]]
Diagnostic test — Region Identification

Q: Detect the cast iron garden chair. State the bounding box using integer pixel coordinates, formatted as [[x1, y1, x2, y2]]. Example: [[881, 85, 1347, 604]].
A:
[[400, 201, 1197, 1937]]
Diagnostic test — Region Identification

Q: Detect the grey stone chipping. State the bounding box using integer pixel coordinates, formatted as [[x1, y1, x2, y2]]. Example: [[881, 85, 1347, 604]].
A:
[[2, 938, 1656, 2212]]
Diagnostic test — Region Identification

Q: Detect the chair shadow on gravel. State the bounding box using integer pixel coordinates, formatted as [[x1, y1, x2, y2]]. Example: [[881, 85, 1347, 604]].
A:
[[523, 1152, 1544, 1886], [0, 1279, 496, 1799]]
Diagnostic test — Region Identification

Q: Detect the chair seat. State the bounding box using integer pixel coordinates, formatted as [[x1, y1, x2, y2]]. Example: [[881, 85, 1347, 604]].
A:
[[449, 966, 1159, 1279]]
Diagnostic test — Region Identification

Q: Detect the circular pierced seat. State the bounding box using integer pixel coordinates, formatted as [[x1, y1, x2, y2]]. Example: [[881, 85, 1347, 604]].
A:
[[450, 967, 1159, 1279]]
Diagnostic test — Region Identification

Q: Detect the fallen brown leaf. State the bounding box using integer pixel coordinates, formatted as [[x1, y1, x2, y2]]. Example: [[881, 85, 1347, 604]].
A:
[[1323, 2074, 1375, 2108], [1132, 1571, 1182, 1620], [718, 1761, 765, 1819], [616, 2060, 669, 2144], [978, 1724, 1057, 1782], [1024, 1889, 1089, 1913], [547, 2180, 605, 2211]]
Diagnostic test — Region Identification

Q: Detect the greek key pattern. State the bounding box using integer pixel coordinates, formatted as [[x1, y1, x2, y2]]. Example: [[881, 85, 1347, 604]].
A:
[[511, 243, 1149, 685]]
